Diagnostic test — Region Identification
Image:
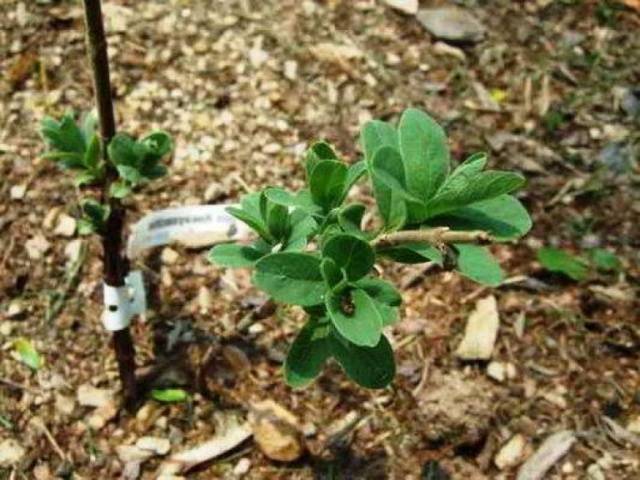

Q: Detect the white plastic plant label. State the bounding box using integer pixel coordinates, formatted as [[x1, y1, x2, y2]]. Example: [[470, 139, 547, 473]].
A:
[[102, 270, 147, 331], [127, 204, 251, 259]]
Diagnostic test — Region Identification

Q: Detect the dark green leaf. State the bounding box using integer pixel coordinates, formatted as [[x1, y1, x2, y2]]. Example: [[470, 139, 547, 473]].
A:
[[254, 252, 325, 305], [455, 244, 504, 286], [208, 243, 265, 268], [41, 151, 85, 170], [537, 247, 589, 281], [371, 146, 423, 205], [310, 160, 348, 211], [226, 206, 272, 242], [40, 114, 86, 154], [424, 170, 525, 219], [284, 317, 332, 388], [116, 164, 143, 184], [338, 203, 366, 235], [285, 209, 317, 251], [141, 131, 173, 158], [340, 160, 367, 201], [322, 234, 375, 281], [320, 258, 344, 289], [378, 242, 444, 265], [305, 141, 338, 180], [330, 329, 395, 389], [428, 195, 531, 241], [326, 288, 382, 347], [353, 277, 401, 307], [360, 120, 406, 230], [107, 133, 139, 166], [398, 108, 449, 202], [267, 202, 290, 240]]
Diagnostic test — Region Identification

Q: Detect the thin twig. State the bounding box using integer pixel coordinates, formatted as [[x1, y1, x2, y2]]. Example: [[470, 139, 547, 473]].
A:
[[372, 227, 492, 249], [82, 0, 138, 408]]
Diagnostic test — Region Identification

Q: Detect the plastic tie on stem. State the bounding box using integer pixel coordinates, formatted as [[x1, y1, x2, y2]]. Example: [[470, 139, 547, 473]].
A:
[[102, 270, 146, 331]]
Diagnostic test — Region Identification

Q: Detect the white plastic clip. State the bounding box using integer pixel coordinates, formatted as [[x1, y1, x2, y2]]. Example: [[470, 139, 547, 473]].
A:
[[102, 270, 146, 331]]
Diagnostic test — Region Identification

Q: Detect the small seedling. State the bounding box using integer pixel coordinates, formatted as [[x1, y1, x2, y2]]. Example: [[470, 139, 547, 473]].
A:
[[210, 108, 532, 389], [538, 246, 621, 281]]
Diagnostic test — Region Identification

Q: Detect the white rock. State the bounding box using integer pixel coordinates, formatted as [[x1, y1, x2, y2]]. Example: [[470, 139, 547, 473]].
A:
[[136, 436, 171, 455], [417, 7, 486, 43], [6, 301, 24, 318], [10, 184, 26, 200], [383, 0, 418, 15], [233, 457, 251, 475], [117, 445, 155, 463], [487, 361, 517, 383], [249, 400, 304, 462], [54, 214, 76, 237], [55, 393, 76, 416], [516, 430, 575, 480], [203, 182, 225, 202], [0, 439, 25, 466], [283, 60, 298, 80], [161, 247, 180, 265], [248, 46, 269, 68], [433, 41, 466, 61], [197, 286, 213, 312], [65, 239, 84, 264], [627, 415, 640, 434], [495, 434, 527, 470], [455, 295, 500, 360], [77, 384, 114, 408], [25, 235, 51, 260]]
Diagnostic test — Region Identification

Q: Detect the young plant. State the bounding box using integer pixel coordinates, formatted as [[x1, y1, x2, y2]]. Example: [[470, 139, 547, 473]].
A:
[[38, 0, 173, 407], [209, 108, 532, 389]]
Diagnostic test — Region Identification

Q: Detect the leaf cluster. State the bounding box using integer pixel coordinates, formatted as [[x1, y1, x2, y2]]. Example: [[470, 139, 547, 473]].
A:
[[209, 108, 532, 389], [40, 112, 173, 234]]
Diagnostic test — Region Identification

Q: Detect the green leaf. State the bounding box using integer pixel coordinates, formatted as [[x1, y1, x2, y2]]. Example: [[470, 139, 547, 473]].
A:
[[338, 203, 366, 235], [353, 277, 402, 307], [378, 242, 443, 265], [320, 258, 345, 289], [310, 160, 348, 211], [305, 141, 338, 180], [151, 388, 189, 403], [285, 210, 317, 251], [589, 248, 621, 272], [266, 202, 290, 241], [109, 181, 132, 199], [360, 120, 406, 230], [42, 151, 85, 170], [141, 131, 173, 158], [371, 145, 423, 205], [455, 244, 504, 286], [447, 152, 488, 183], [208, 243, 265, 268], [254, 252, 325, 306], [398, 108, 449, 202], [340, 160, 367, 201], [107, 133, 139, 166], [537, 247, 589, 281], [81, 200, 110, 233], [227, 206, 272, 242], [330, 329, 395, 389], [326, 288, 382, 347], [116, 164, 143, 184], [322, 234, 375, 281], [73, 170, 101, 187], [141, 163, 167, 180], [83, 133, 101, 170], [284, 317, 332, 388], [424, 170, 525, 219], [14, 338, 43, 371], [40, 114, 86, 154], [428, 195, 531, 241]]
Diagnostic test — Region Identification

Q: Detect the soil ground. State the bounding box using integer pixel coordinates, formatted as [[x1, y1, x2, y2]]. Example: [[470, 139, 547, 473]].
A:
[[1, 0, 639, 478]]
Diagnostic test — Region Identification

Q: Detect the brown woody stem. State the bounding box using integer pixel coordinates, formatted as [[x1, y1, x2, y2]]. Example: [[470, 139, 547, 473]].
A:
[[372, 227, 492, 249], [82, 0, 138, 409]]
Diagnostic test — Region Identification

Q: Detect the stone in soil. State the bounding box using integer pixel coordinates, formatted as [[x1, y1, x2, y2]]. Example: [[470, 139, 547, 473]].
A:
[[249, 399, 304, 462], [417, 7, 486, 43]]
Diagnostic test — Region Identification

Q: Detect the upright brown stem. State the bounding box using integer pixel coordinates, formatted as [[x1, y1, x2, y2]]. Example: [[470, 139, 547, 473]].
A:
[[82, 0, 138, 408]]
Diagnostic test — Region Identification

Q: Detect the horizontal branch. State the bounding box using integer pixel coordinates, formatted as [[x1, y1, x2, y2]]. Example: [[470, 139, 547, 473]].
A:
[[372, 227, 492, 249]]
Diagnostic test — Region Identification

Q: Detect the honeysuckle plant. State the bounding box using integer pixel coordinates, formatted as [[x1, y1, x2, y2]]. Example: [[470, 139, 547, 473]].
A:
[[209, 108, 532, 389], [40, 112, 172, 234]]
